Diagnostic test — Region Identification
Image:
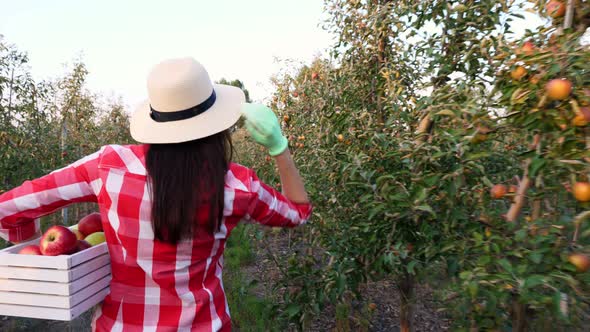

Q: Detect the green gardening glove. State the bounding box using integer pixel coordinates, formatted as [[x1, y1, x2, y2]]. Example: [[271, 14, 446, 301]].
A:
[[242, 103, 289, 156]]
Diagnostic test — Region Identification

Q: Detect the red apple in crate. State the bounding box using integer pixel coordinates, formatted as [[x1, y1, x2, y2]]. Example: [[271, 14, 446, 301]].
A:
[[76, 240, 92, 252], [39, 225, 78, 256], [78, 212, 103, 236], [18, 245, 42, 255], [73, 229, 85, 240], [68, 224, 85, 240]]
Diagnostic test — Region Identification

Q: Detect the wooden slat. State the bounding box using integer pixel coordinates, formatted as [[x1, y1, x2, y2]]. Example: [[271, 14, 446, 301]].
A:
[[69, 264, 111, 294], [0, 286, 109, 321], [69, 254, 110, 281], [0, 241, 108, 270], [0, 254, 109, 282], [0, 238, 70, 269], [0, 265, 70, 282], [70, 275, 110, 307], [0, 264, 111, 296], [68, 286, 110, 321], [0, 276, 69, 295], [0, 275, 110, 308], [69, 243, 109, 267]]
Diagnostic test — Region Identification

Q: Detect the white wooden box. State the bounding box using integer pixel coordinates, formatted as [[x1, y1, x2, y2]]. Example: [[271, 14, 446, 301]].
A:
[[0, 238, 111, 321]]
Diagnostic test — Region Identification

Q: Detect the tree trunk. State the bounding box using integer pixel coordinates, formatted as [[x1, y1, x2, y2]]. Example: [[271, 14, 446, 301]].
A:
[[399, 272, 415, 332], [7, 67, 14, 121], [61, 120, 69, 224], [512, 295, 528, 332]]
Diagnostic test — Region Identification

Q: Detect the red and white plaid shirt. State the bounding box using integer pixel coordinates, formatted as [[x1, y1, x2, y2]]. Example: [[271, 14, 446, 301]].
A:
[[0, 144, 312, 331]]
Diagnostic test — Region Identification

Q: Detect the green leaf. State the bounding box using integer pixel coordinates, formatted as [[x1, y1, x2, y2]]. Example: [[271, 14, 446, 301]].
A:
[[415, 204, 435, 216], [473, 232, 483, 242], [523, 275, 544, 289], [336, 274, 346, 294], [414, 187, 428, 203], [482, 176, 494, 188], [491, 243, 501, 254], [466, 152, 491, 161], [530, 252, 543, 264], [459, 271, 472, 280], [515, 229, 527, 241], [529, 157, 546, 177], [407, 260, 417, 274], [498, 259, 513, 273], [285, 304, 301, 319], [477, 255, 491, 266], [368, 204, 386, 220], [424, 174, 441, 187], [387, 194, 408, 204], [468, 282, 478, 298], [580, 228, 590, 238]]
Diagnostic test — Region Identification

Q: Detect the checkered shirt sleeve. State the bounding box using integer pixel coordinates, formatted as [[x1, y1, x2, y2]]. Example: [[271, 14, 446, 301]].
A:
[[0, 148, 103, 243]]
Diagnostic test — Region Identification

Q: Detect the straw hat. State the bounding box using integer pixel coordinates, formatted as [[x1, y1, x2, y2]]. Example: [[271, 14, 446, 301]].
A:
[[130, 57, 245, 143]]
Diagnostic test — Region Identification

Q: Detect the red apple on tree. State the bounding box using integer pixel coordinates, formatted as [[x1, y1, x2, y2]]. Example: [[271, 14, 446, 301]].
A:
[[546, 0, 565, 18], [18, 245, 42, 255], [510, 66, 527, 81], [520, 41, 535, 56], [573, 182, 590, 202], [39, 225, 78, 256], [78, 212, 103, 236], [568, 253, 590, 273], [545, 78, 572, 100], [490, 184, 508, 199]]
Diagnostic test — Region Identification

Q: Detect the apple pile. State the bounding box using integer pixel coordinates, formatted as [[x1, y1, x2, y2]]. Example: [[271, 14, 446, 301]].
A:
[[17, 212, 105, 256]]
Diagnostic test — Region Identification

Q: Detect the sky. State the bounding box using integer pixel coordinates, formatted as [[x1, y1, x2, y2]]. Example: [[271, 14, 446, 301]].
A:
[[0, 1, 560, 112], [0, 0, 334, 109]]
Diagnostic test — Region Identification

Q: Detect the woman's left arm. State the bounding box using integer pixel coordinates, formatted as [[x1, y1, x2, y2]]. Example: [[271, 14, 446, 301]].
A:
[[0, 148, 104, 243]]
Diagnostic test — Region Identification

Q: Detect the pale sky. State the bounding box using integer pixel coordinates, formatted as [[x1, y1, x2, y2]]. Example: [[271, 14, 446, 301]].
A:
[[1, 1, 554, 112], [0, 0, 334, 109]]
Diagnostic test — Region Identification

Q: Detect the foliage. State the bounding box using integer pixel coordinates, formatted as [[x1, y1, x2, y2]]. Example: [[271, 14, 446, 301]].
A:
[[224, 224, 282, 332], [0, 38, 133, 249], [237, 0, 590, 330], [217, 78, 252, 103]]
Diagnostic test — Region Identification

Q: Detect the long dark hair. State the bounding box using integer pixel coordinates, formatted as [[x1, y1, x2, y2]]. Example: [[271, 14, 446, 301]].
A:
[[146, 130, 233, 244]]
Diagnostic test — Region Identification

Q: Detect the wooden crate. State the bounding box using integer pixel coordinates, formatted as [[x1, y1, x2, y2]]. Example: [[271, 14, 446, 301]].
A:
[[0, 238, 111, 321]]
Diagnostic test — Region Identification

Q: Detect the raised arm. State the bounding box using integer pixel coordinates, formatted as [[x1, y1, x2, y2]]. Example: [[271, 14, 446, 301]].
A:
[[241, 103, 310, 204], [239, 103, 312, 227], [274, 149, 308, 203], [244, 168, 311, 227]]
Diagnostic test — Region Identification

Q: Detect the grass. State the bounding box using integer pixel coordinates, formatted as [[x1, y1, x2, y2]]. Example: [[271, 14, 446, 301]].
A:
[[224, 224, 282, 332]]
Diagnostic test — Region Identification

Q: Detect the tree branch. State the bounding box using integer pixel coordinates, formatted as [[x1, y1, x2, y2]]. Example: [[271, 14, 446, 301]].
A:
[[506, 134, 541, 223], [573, 211, 590, 245], [564, 0, 575, 30]]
